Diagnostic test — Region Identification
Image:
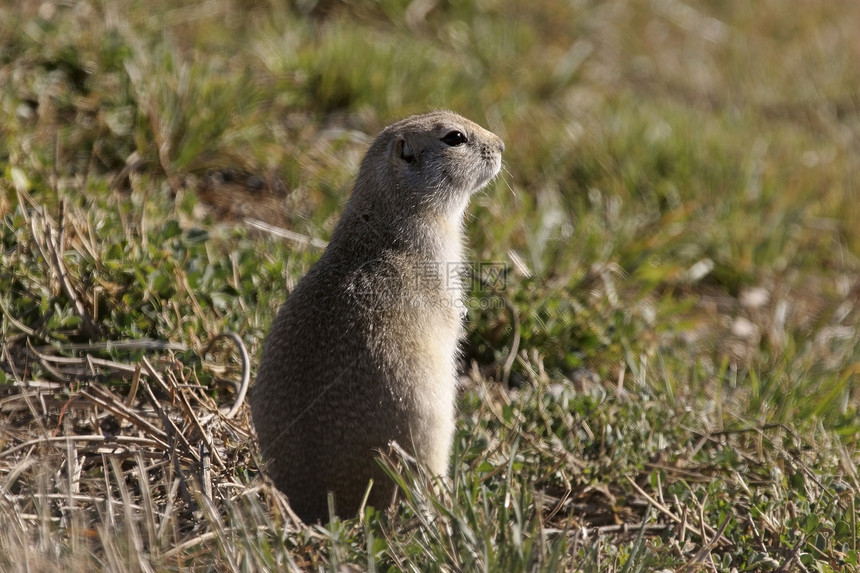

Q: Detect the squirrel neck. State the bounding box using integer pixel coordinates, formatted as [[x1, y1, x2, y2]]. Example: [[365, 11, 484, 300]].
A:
[[329, 197, 467, 267]]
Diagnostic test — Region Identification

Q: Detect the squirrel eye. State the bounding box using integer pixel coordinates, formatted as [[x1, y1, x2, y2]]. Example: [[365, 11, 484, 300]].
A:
[[441, 131, 468, 146]]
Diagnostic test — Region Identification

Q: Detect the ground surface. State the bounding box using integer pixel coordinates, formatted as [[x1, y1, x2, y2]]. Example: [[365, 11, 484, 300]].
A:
[[1, 0, 859, 571]]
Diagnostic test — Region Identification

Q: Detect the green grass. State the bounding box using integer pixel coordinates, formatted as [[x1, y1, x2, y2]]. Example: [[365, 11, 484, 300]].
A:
[[1, 0, 859, 570]]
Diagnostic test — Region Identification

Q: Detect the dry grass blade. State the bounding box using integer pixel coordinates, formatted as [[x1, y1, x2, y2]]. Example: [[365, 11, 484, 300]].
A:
[[80, 385, 170, 447], [623, 475, 733, 549], [24, 206, 100, 340], [202, 332, 250, 419], [243, 217, 329, 250]]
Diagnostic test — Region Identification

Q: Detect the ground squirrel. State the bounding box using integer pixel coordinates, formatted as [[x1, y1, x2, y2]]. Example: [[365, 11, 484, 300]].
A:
[[251, 110, 504, 522]]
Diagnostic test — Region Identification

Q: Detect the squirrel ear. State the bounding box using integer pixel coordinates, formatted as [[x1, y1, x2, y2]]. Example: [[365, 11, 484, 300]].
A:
[[393, 136, 415, 164]]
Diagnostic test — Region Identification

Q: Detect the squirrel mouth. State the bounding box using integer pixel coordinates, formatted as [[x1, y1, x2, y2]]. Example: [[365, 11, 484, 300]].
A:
[[471, 155, 503, 193]]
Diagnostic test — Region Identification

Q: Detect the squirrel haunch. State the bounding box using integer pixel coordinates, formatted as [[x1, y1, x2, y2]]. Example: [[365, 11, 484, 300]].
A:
[[251, 111, 504, 522]]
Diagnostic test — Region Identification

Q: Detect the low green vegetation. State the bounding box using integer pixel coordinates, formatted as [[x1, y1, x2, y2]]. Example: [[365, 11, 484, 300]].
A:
[[1, 0, 858, 570]]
